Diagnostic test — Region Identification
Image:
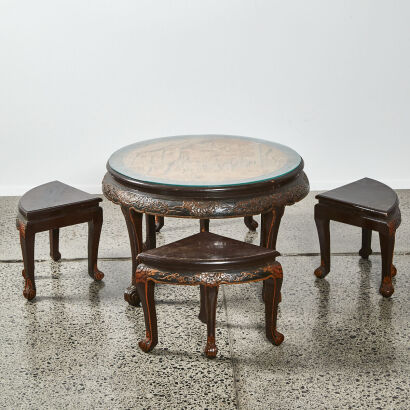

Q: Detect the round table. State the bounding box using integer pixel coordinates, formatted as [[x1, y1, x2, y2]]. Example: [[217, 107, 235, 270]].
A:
[[102, 134, 309, 304]]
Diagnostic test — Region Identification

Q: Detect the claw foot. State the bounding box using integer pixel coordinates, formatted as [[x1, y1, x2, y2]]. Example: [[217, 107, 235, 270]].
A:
[[244, 216, 258, 231], [139, 333, 157, 352], [204, 336, 218, 358], [314, 265, 329, 278], [380, 281, 394, 298], [23, 278, 36, 300], [268, 330, 284, 346], [124, 285, 141, 306]]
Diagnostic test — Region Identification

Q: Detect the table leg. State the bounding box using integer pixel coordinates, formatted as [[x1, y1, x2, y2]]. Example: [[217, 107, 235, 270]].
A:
[[155, 215, 164, 232], [122, 206, 144, 306], [145, 214, 156, 250], [200, 219, 210, 232], [260, 207, 285, 301], [244, 216, 258, 231]]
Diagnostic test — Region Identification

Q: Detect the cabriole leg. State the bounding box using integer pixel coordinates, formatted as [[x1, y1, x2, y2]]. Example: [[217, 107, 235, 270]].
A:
[[379, 232, 395, 298], [264, 264, 284, 346], [137, 279, 158, 352], [88, 207, 104, 281], [359, 228, 372, 259], [204, 285, 219, 358], [122, 207, 143, 306], [314, 215, 330, 278], [49, 228, 61, 261], [19, 225, 36, 300]]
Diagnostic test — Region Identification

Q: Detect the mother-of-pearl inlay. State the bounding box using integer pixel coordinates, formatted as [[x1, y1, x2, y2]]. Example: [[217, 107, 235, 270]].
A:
[[108, 135, 301, 187]]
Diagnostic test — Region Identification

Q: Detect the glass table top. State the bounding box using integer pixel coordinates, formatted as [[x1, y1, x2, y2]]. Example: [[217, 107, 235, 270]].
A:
[[108, 135, 302, 187]]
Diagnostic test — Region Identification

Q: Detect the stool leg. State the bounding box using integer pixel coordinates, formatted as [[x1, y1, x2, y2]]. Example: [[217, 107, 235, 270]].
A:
[[137, 279, 158, 352], [200, 219, 210, 232], [379, 232, 395, 298], [122, 207, 143, 307], [264, 263, 284, 346], [19, 226, 36, 300], [49, 229, 61, 261], [359, 228, 372, 259], [198, 285, 207, 323], [155, 216, 164, 232], [204, 285, 219, 358], [244, 216, 258, 231], [88, 207, 104, 281], [314, 216, 331, 278]]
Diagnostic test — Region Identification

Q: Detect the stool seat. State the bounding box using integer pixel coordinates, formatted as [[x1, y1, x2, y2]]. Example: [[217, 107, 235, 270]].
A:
[[316, 177, 398, 218], [19, 181, 101, 220], [139, 231, 279, 272], [126, 232, 284, 358], [314, 178, 401, 298]]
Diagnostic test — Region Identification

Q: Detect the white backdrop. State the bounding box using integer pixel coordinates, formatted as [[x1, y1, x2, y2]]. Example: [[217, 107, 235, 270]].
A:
[[1, 0, 409, 195]]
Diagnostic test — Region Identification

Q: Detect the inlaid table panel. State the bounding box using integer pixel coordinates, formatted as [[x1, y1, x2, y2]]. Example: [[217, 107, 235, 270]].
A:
[[108, 135, 302, 187]]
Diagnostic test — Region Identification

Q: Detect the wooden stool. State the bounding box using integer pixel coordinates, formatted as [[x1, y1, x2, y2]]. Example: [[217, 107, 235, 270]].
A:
[[124, 231, 284, 358], [16, 181, 104, 300], [314, 178, 401, 297]]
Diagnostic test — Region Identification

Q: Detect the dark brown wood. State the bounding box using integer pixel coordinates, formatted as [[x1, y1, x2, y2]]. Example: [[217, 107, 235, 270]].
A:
[[138, 231, 279, 273], [200, 219, 209, 232], [136, 278, 157, 352], [144, 214, 156, 250], [313, 214, 330, 278], [198, 285, 207, 323], [122, 209, 160, 306], [359, 228, 372, 259], [131, 232, 283, 357], [244, 216, 258, 231], [88, 207, 104, 280], [49, 228, 61, 261], [102, 169, 309, 219], [155, 215, 164, 232], [122, 206, 143, 307], [204, 285, 219, 358], [16, 181, 104, 300], [260, 206, 284, 301], [379, 232, 395, 297], [264, 266, 284, 346], [260, 207, 285, 249], [313, 178, 401, 297]]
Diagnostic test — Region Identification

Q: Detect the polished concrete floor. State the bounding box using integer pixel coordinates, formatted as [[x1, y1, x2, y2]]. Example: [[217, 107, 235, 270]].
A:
[[0, 193, 409, 409]]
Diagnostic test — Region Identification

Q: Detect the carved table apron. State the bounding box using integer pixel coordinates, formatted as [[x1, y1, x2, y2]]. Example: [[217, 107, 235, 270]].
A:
[[102, 135, 310, 302]]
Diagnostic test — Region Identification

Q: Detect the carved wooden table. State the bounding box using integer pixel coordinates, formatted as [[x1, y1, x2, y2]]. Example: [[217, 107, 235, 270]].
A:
[[102, 135, 309, 305]]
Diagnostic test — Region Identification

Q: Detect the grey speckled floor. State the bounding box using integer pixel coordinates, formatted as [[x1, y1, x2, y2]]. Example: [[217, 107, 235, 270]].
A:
[[1, 193, 409, 409]]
